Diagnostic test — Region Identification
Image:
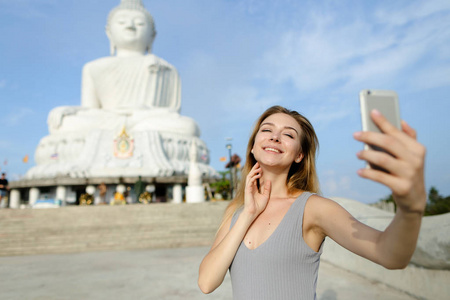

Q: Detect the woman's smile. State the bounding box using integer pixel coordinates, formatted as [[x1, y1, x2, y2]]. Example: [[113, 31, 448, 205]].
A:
[[263, 146, 283, 154], [252, 113, 302, 167]]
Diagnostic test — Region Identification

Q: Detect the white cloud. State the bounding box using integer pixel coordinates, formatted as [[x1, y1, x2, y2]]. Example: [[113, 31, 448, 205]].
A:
[[259, 0, 450, 97], [307, 106, 352, 129], [342, 42, 427, 91], [374, 0, 450, 26], [321, 169, 352, 196], [219, 85, 281, 118], [319, 169, 379, 202], [260, 14, 398, 92]]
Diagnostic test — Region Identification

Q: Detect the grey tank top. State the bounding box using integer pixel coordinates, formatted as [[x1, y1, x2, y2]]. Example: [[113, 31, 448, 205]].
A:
[[229, 192, 322, 300]]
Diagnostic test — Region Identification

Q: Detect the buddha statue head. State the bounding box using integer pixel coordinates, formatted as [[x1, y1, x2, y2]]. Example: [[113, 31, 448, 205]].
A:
[[106, 0, 157, 56]]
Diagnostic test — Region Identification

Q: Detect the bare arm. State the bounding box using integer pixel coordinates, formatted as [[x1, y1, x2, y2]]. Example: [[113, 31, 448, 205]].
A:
[[198, 208, 254, 294], [313, 110, 426, 269], [311, 196, 422, 269], [198, 163, 271, 294]]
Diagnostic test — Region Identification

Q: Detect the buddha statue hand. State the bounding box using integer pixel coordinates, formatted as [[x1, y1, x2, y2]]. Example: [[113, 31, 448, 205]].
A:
[[48, 106, 85, 132]]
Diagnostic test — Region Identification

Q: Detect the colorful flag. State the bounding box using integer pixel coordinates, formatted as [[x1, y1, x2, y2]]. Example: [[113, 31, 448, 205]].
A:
[[50, 153, 58, 159]]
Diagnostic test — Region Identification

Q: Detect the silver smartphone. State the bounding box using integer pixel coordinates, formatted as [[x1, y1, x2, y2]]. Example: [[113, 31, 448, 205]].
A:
[[359, 89, 401, 172]]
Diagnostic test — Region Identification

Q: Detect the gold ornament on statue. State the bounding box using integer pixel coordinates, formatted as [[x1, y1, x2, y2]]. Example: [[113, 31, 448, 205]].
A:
[[113, 127, 134, 159], [138, 191, 152, 204], [80, 193, 94, 205]]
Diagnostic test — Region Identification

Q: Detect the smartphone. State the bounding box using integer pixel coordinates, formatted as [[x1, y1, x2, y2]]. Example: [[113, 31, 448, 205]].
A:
[[359, 89, 401, 172]]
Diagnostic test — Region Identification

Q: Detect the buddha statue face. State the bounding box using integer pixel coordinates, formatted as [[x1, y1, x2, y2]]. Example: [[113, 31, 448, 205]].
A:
[[106, 9, 156, 55]]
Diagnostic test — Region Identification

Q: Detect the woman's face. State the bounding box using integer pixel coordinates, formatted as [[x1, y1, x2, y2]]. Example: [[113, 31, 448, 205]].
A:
[[252, 113, 304, 169]]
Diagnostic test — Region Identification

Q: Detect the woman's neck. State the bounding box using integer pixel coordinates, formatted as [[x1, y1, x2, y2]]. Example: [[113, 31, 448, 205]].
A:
[[259, 166, 291, 198]]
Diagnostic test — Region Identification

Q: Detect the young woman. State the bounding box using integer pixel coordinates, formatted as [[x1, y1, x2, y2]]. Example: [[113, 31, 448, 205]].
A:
[[198, 106, 426, 299]]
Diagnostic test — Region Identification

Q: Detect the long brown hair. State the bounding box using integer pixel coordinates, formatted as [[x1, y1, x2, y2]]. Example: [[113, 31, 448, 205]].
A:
[[220, 106, 320, 228]]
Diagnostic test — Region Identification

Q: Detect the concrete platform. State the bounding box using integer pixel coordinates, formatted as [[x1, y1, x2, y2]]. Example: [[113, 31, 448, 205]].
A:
[[0, 246, 416, 300]]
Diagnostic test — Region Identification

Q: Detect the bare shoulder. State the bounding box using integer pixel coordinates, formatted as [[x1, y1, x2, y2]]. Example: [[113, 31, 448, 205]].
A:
[[304, 195, 349, 234], [305, 194, 342, 215]]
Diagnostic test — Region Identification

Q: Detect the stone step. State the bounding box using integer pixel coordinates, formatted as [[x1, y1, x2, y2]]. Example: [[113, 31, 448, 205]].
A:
[[1, 227, 216, 241], [1, 220, 221, 231], [1, 206, 225, 221], [0, 201, 228, 256], [0, 222, 222, 235], [0, 234, 215, 250], [1, 218, 221, 228], [0, 238, 213, 256]]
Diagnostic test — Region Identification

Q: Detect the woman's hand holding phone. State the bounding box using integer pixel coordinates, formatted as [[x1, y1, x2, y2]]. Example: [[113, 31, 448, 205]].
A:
[[354, 109, 427, 214]]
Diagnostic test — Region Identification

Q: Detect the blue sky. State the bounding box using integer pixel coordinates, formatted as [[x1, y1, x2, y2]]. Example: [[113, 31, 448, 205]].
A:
[[0, 0, 449, 203]]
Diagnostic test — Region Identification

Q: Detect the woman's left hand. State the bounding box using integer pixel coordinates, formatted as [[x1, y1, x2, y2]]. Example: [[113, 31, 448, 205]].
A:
[[353, 109, 427, 214]]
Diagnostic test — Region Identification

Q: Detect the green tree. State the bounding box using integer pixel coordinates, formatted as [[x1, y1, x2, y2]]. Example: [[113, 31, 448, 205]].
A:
[[210, 171, 231, 200], [379, 187, 450, 216], [425, 187, 450, 216]]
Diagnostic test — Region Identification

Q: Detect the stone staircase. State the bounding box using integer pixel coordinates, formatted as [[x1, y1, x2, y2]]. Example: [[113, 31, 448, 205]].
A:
[[0, 201, 228, 256]]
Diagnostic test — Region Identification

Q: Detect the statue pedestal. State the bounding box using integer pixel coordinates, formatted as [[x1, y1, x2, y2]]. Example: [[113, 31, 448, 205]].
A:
[[186, 186, 204, 203], [27, 128, 216, 180]]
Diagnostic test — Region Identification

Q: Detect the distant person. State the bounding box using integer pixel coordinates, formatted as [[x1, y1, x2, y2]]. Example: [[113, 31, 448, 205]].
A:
[[198, 106, 426, 299], [134, 176, 144, 202], [96, 182, 107, 205], [0, 173, 9, 208]]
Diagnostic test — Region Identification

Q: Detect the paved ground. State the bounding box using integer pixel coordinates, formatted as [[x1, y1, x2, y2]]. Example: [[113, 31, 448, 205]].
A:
[[0, 247, 416, 300]]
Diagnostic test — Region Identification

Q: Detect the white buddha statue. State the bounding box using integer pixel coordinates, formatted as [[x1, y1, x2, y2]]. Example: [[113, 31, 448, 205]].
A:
[[26, 0, 215, 179], [47, 0, 197, 136]]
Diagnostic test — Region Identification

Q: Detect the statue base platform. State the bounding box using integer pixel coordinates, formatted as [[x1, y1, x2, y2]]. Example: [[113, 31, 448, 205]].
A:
[[26, 128, 217, 180]]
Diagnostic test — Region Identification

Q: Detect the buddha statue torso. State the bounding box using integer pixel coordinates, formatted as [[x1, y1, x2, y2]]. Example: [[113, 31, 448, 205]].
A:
[[81, 54, 180, 112]]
